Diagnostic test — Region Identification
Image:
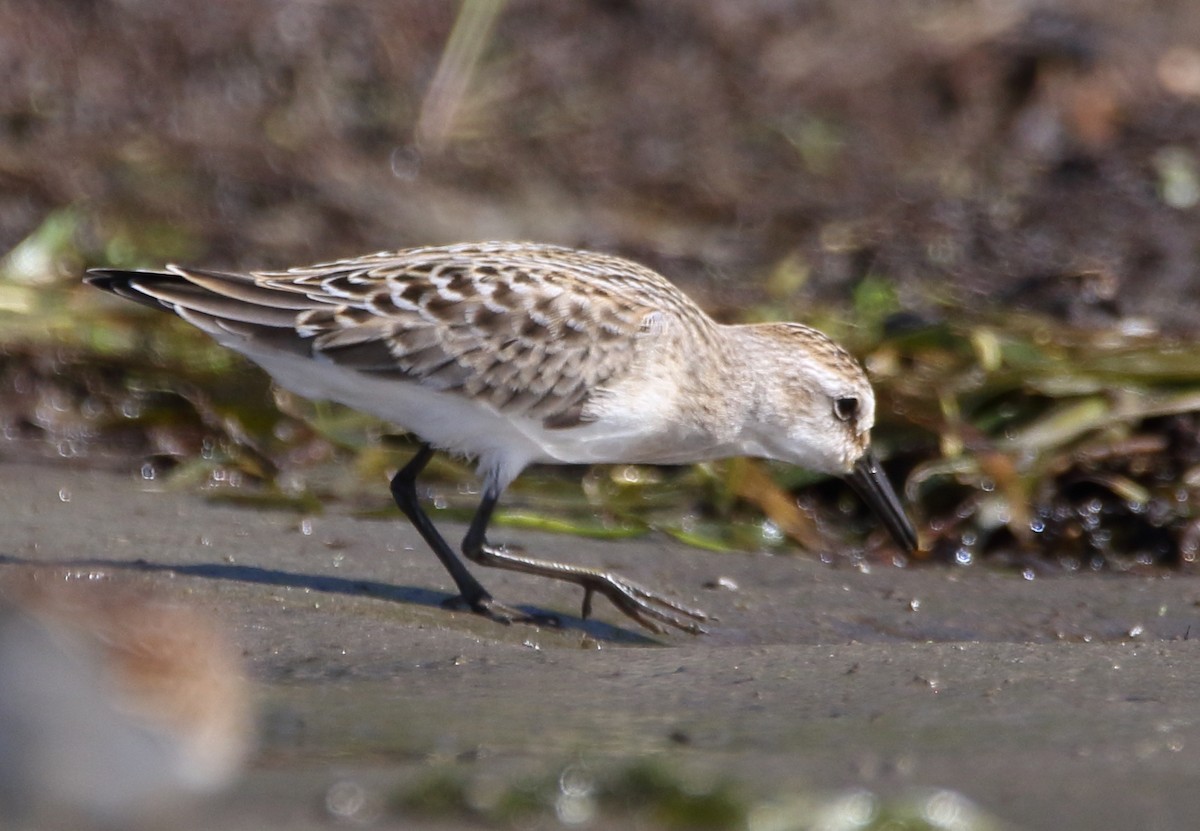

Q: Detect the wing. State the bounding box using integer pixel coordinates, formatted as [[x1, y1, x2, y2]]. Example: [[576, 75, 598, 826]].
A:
[[86, 243, 709, 429]]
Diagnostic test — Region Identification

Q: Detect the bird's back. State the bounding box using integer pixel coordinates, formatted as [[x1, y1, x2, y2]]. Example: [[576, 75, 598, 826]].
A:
[[86, 243, 715, 431]]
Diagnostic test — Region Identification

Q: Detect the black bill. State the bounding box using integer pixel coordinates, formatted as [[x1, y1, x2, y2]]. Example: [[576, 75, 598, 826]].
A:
[[845, 451, 919, 553]]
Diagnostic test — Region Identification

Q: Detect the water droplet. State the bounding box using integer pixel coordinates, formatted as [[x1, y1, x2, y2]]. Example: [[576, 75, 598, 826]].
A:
[[922, 789, 974, 826], [556, 791, 595, 825], [558, 764, 594, 798], [389, 145, 421, 181], [825, 789, 878, 826], [760, 519, 783, 544], [57, 487, 70, 503], [56, 440, 80, 458], [325, 780, 375, 822]]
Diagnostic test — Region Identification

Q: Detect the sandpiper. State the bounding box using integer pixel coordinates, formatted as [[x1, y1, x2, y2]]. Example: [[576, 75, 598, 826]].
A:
[[86, 242, 918, 633], [0, 572, 251, 825]]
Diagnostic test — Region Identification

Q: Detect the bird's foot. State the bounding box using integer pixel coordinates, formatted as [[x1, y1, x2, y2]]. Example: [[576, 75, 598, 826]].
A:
[[577, 572, 710, 635], [467, 540, 710, 635], [441, 593, 561, 628]]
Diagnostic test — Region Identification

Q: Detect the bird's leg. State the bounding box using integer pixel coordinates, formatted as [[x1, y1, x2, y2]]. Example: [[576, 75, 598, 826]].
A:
[[462, 486, 709, 635], [390, 444, 533, 624]]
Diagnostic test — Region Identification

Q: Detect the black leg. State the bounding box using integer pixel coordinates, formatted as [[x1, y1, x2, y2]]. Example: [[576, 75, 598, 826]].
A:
[[460, 483, 709, 635], [462, 483, 500, 556], [393, 444, 708, 634], [389, 443, 492, 609]]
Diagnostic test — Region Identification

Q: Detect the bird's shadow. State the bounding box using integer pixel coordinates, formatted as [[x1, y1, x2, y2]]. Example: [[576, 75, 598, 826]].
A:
[[0, 553, 660, 644]]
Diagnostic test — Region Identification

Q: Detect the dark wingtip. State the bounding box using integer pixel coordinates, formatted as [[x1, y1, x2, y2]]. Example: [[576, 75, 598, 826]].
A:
[[85, 265, 175, 280], [82, 268, 175, 311], [83, 267, 123, 288]]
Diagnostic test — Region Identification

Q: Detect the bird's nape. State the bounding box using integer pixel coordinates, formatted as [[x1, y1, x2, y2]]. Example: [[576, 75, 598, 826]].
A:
[[845, 452, 919, 554]]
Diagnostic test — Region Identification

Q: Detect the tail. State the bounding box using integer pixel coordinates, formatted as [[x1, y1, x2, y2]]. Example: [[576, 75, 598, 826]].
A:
[[85, 268, 180, 312], [84, 266, 316, 351]]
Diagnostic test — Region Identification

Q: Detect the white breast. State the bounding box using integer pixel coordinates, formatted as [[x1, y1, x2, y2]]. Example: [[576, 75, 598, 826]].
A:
[[235, 342, 732, 489]]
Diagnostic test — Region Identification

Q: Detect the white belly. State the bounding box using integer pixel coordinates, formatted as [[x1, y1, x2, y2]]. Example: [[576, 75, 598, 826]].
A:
[[237, 346, 726, 489]]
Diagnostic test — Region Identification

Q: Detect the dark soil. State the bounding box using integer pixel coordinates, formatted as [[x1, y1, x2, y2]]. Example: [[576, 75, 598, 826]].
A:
[[2, 1, 1198, 324]]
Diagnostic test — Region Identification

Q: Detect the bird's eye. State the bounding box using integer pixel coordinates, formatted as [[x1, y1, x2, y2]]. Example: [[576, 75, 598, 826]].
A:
[[833, 396, 859, 422]]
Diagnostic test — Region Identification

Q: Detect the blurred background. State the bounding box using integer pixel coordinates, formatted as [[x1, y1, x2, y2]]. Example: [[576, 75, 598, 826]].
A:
[[3, 0, 1200, 566]]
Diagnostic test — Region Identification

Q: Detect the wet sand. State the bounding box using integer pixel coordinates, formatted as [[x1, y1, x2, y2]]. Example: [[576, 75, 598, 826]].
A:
[[4, 458, 1200, 829]]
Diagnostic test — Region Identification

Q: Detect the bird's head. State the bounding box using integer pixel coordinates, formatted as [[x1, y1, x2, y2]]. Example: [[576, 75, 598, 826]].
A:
[[738, 323, 918, 554]]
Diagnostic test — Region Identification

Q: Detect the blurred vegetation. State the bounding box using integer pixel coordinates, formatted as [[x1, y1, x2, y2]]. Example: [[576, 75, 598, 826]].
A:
[[6, 207, 1200, 575], [2, 1, 1200, 572], [391, 757, 1005, 830], [2, 2, 1199, 323]]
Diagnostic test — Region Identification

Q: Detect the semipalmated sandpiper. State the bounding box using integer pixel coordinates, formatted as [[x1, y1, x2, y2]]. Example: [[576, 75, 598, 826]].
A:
[[0, 572, 250, 825], [87, 242, 917, 633]]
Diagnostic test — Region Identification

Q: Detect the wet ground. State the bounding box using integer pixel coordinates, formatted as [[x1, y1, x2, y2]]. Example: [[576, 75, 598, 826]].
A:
[[6, 458, 1200, 830]]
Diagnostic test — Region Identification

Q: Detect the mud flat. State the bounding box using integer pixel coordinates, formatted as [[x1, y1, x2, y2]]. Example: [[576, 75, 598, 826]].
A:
[[3, 459, 1199, 830]]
